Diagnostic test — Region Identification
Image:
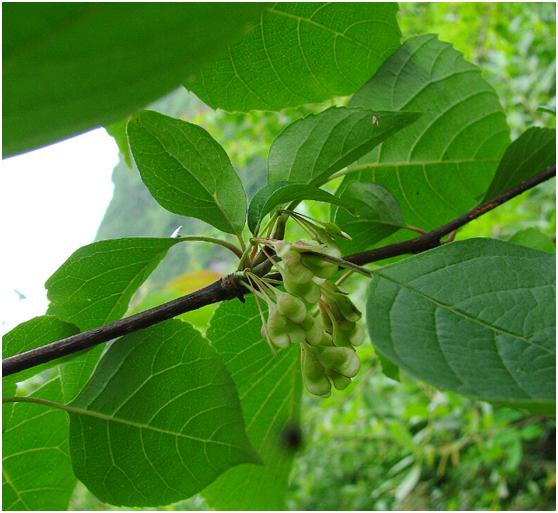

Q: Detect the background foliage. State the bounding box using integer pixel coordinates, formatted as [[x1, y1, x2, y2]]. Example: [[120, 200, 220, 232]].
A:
[[3, 3, 555, 511]]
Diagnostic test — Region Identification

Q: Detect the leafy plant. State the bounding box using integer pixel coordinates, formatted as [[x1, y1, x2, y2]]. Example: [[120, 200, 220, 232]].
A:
[[2, 3, 555, 511]]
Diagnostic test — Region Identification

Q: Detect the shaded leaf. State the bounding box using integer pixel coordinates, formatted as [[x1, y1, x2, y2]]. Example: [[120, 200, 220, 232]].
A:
[[508, 228, 556, 253], [338, 35, 510, 245], [69, 319, 260, 507], [482, 127, 556, 202], [2, 377, 76, 510], [128, 111, 247, 236], [203, 295, 302, 510], [3, 3, 264, 157], [186, 3, 402, 111], [268, 107, 422, 186], [334, 182, 405, 254], [46, 237, 185, 332], [366, 238, 556, 415], [248, 181, 356, 234]]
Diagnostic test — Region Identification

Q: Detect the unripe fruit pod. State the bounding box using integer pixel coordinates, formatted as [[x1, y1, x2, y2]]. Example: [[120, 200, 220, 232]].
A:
[[325, 299, 356, 332], [331, 322, 354, 348], [301, 315, 324, 346], [326, 368, 352, 390], [272, 240, 292, 258], [285, 318, 307, 345], [319, 302, 334, 334], [276, 289, 307, 324], [301, 344, 331, 396], [349, 323, 365, 347], [284, 276, 321, 304], [267, 308, 291, 348], [283, 253, 314, 284], [301, 255, 338, 279], [316, 346, 360, 378], [334, 294, 362, 323]]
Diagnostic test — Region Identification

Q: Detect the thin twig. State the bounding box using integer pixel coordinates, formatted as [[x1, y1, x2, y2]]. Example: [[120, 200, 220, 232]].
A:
[[2, 165, 555, 378]]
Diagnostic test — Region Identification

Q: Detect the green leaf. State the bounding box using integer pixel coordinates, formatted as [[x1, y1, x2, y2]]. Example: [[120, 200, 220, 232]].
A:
[[68, 319, 260, 507], [366, 238, 556, 415], [2, 315, 80, 385], [3, 3, 265, 157], [3, 377, 77, 511], [268, 107, 422, 186], [482, 127, 556, 202], [339, 35, 510, 240], [377, 352, 400, 383], [185, 3, 402, 111], [46, 237, 185, 331], [128, 110, 247, 236], [203, 295, 302, 510], [247, 181, 356, 234], [508, 228, 556, 253], [105, 119, 132, 170], [334, 182, 405, 254]]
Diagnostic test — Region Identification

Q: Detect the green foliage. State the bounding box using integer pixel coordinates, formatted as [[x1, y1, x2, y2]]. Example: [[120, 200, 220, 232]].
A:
[[367, 239, 556, 415], [202, 296, 302, 510], [2, 3, 265, 157], [186, 3, 402, 111], [128, 111, 247, 236], [2, 3, 556, 511], [68, 320, 260, 507]]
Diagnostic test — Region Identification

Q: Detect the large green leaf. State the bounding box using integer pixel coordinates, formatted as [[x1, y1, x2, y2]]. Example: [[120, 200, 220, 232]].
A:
[[268, 107, 422, 186], [128, 111, 247, 236], [46, 237, 185, 332], [2, 315, 80, 384], [68, 319, 260, 507], [337, 34, 510, 247], [3, 377, 77, 511], [203, 295, 302, 510], [334, 182, 405, 254], [3, 3, 264, 157], [482, 127, 556, 202], [366, 238, 556, 415], [247, 181, 356, 234], [186, 3, 402, 112]]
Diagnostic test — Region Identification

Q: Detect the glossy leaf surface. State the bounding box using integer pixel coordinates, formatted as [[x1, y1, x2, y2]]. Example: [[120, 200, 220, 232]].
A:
[[203, 296, 302, 510], [69, 320, 260, 507], [186, 3, 401, 111], [247, 181, 356, 234], [3, 3, 264, 157], [367, 238, 556, 415], [268, 107, 422, 186], [128, 111, 247, 236], [482, 127, 556, 202], [338, 35, 510, 248]]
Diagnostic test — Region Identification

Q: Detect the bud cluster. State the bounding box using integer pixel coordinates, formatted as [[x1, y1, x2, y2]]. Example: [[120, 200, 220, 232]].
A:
[[249, 231, 364, 398]]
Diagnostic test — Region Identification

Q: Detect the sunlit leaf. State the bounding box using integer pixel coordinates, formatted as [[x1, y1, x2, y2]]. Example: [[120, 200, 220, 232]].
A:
[[186, 3, 401, 111], [69, 319, 260, 507], [128, 110, 247, 236]]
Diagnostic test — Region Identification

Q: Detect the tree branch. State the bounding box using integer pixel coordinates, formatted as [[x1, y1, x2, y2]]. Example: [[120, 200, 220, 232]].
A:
[[3, 165, 555, 378]]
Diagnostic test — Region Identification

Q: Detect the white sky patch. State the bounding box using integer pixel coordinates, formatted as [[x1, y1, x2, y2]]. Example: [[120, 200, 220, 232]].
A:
[[2, 129, 119, 333]]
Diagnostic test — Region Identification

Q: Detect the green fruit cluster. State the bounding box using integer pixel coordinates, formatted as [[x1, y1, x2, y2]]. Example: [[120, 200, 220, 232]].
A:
[[258, 238, 363, 398]]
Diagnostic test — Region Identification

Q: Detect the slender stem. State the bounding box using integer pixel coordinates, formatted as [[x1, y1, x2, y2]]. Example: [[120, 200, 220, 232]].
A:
[[2, 165, 555, 378], [178, 235, 243, 259]]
